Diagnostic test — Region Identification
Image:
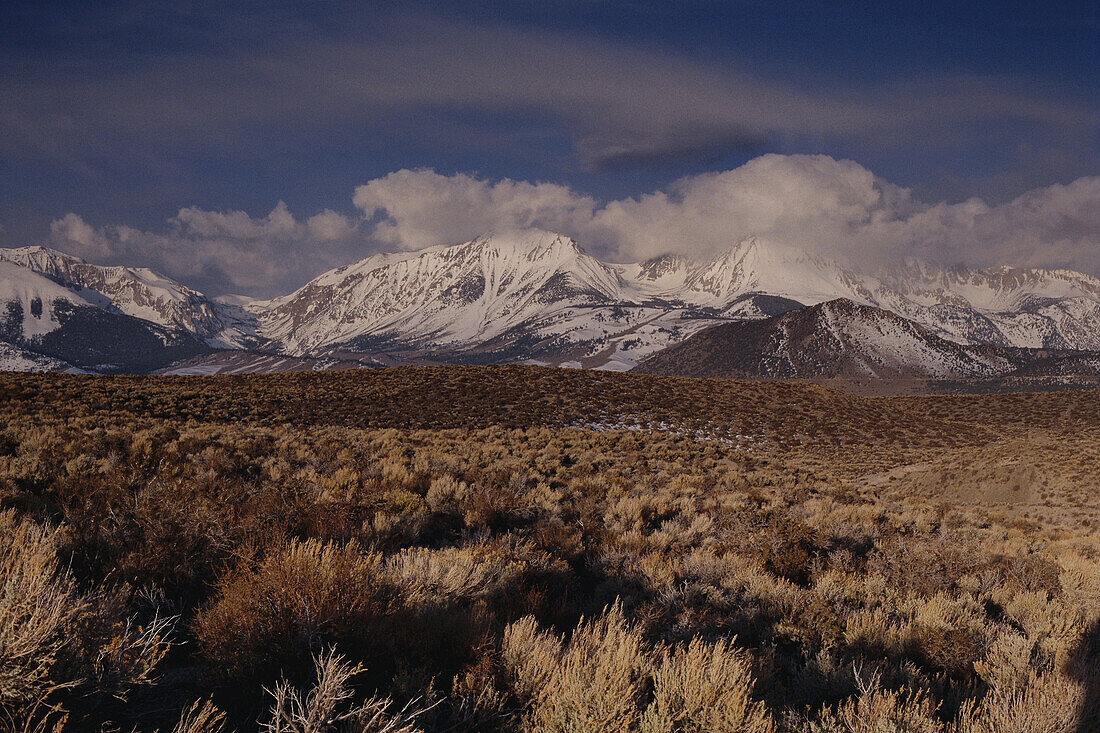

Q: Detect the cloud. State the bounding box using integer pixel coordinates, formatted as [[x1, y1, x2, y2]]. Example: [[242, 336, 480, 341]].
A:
[[350, 156, 1100, 274], [583, 154, 912, 262], [886, 176, 1100, 271], [2, 8, 1094, 178], [50, 213, 114, 260], [45, 155, 1100, 297], [345, 156, 917, 264], [48, 203, 363, 297], [352, 170, 596, 251]]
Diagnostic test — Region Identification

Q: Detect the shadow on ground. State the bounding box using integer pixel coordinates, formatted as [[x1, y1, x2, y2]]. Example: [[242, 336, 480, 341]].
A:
[[1072, 619, 1099, 733]]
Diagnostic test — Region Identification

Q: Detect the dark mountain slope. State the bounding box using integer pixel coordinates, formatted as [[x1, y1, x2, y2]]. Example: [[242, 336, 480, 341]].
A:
[[634, 299, 1012, 380]]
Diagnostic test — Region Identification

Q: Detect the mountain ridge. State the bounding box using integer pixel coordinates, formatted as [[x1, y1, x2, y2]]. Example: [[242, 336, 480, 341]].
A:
[[633, 298, 1016, 380], [5, 229, 1100, 375]]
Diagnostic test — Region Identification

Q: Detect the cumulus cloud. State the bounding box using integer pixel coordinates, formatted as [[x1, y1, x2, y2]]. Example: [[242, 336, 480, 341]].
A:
[[48, 203, 363, 297], [582, 155, 909, 262], [881, 176, 1100, 271], [352, 170, 596, 251], [45, 155, 1100, 297], [351, 156, 1100, 274], [50, 213, 115, 260]]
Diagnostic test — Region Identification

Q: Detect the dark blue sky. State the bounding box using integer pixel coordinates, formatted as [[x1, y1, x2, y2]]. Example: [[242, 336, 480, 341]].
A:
[[1, 0, 1097, 259]]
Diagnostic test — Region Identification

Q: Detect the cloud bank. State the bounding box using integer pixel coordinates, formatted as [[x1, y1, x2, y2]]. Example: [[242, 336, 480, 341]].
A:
[[347, 156, 1100, 273], [50, 203, 363, 297], [46, 155, 1100, 297]]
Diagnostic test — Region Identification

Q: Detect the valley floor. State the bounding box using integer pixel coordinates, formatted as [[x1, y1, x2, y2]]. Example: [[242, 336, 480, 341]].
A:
[[0, 366, 1096, 731]]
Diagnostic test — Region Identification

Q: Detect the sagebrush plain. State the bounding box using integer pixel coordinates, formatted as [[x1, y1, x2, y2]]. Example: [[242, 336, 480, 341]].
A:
[[1, 366, 1097, 732]]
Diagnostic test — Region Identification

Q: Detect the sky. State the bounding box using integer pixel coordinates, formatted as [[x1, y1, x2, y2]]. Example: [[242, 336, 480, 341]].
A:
[[1, 0, 1097, 296]]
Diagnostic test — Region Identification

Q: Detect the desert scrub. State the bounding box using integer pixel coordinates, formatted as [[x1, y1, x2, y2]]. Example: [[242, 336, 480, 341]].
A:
[[194, 539, 390, 685], [0, 511, 82, 715], [502, 605, 775, 733], [0, 368, 1097, 729]]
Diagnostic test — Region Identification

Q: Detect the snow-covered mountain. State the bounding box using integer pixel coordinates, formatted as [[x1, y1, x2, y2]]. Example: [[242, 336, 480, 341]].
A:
[[253, 230, 626, 356], [248, 231, 1100, 370], [634, 298, 1014, 380], [5, 229, 1100, 375], [0, 246, 258, 348], [0, 256, 210, 371], [875, 262, 1100, 351], [0, 341, 82, 373]]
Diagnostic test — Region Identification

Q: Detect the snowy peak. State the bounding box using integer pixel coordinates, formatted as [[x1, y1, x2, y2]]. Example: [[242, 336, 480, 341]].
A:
[[0, 246, 252, 347], [460, 229, 622, 303], [890, 260, 1100, 312], [6, 227, 1100, 375], [0, 259, 107, 339], [245, 230, 1100, 362], [675, 238, 872, 307], [0, 257, 209, 372], [682, 237, 765, 300], [257, 230, 624, 354], [634, 254, 695, 285]]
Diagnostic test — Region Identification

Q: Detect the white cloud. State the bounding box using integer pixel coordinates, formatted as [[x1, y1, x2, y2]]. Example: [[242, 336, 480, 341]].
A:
[[306, 210, 358, 241], [48, 204, 362, 297], [352, 169, 596, 251], [349, 155, 924, 266], [351, 156, 1100, 274], [173, 201, 300, 240], [883, 176, 1100, 270], [50, 213, 114, 259], [583, 154, 913, 262], [46, 155, 1100, 297]]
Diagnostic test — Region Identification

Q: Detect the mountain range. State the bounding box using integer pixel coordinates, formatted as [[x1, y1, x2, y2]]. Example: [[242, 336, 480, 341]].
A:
[[633, 298, 1018, 380], [3, 229, 1100, 380]]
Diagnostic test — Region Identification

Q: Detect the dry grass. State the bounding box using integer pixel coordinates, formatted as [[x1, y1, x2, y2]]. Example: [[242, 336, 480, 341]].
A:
[[261, 649, 426, 733], [0, 366, 1095, 731], [194, 540, 388, 684], [0, 512, 82, 717]]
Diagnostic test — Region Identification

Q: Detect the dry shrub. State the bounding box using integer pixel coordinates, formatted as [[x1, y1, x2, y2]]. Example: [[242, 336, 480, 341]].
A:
[[64, 584, 178, 705], [385, 541, 532, 606], [504, 605, 775, 733], [760, 514, 819, 585], [425, 475, 469, 512], [446, 651, 511, 731], [261, 648, 426, 733], [641, 637, 774, 733], [501, 616, 563, 704], [1057, 552, 1100, 622], [809, 672, 941, 733], [996, 591, 1081, 670], [508, 603, 650, 733], [194, 539, 387, 682], [0, 511, 83, 714], [171, 699, 227, 733], [952, 670, 1085, 733], [909, 593, 990, 676], [973, 632, 1034, 690], [4, 370, 1100, 729]]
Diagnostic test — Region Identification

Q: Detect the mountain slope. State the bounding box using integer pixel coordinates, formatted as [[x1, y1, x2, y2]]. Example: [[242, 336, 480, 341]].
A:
[[0, 259, 209, 371], [873, 262, 1100, 350], [634, 299, 1013, 380], [253, 232, 1100, 366], [6, 230, 1100, 375], [681, 238, 878, 307], [255, 230, 628, 355], [0, 246, 258, 348], [0, 341, 80, 372]]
